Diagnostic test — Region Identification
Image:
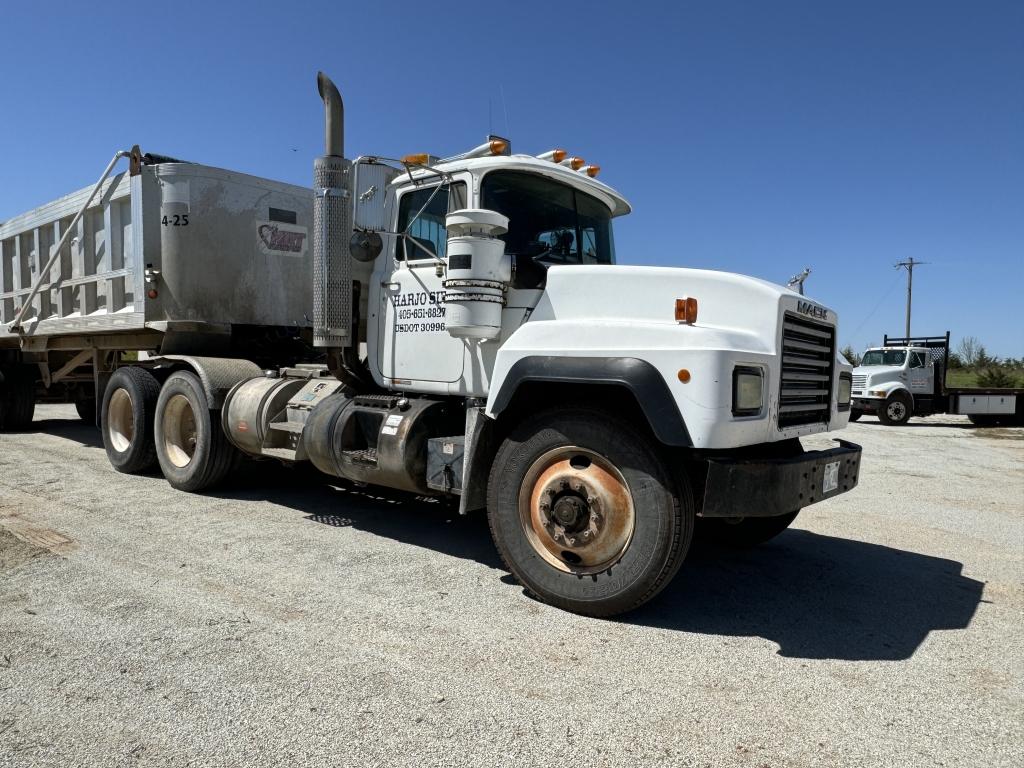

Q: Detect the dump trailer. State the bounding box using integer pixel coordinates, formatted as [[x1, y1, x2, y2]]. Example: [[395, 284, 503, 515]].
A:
[[0, 73, 862, 616], [851, 333, 1024, 426]]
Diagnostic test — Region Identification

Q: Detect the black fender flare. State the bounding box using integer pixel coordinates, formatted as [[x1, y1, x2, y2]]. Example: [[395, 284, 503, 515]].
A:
[[488, 356, 692, 447]]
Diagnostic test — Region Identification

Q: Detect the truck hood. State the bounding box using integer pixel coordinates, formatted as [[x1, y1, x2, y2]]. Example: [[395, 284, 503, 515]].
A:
[[530, 264, 834, 351], [852, 365, 905, 384]]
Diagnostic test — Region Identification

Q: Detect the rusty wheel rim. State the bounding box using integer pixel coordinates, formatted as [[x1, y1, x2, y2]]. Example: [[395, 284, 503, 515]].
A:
[[518, 446, 635, 574]]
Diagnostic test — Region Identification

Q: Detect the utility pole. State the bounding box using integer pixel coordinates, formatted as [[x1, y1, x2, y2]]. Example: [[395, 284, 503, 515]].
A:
[[895, 258, 926, 338], [787, 267, 811, 295]]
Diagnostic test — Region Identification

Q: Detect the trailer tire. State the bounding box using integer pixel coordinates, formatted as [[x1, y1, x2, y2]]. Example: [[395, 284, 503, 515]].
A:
[[703, 510, 801, 548], [877, 390, 913, 426], [155, 370, 239, 492], [487, 407, 693, 617], [76, 397, 97, 425], [0, 364, 36, 431], [101, 367, 161, 474]]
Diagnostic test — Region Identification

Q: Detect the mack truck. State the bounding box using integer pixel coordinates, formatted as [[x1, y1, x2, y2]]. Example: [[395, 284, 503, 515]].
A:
[[0, 73, 862, 616], [851, 333, 1024, 426]]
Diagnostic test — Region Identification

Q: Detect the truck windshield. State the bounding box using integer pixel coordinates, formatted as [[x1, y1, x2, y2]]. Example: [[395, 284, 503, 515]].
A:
[[481, 171, 615, 288], [861, 350, 907, 366]]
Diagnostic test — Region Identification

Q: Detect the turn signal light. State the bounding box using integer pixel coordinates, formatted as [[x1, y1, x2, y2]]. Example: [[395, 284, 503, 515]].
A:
[[675, 297, 698, 324], [489, 139, 508, 155], [581, 165, 600, 178], [401, 153, 430, 165], [677, 369, 691, 383], [561, 156, 585, 170]]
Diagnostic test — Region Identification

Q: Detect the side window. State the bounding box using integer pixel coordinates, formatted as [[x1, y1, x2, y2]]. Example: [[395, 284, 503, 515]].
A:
[[910, 352, 927, 368], [395, 182, 467, 261]]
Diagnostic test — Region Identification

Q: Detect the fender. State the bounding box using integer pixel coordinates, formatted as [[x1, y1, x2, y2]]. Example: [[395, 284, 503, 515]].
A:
[[147, 355, 263, 408], [488, 356, 692, 447]]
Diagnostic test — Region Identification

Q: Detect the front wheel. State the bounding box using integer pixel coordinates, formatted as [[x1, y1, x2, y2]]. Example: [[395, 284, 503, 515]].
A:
[[154, 371, 239, 492], [702, 510, 800, 548], [487, 407, 693, 617], [877, 391, 913, 426]]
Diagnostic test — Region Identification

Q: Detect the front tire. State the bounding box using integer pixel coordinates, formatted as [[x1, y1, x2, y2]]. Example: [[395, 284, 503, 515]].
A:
[[703, 510, 800, 548], [487, 407, 693, 617], [154, 371, 239, 492], [877, 391, 913, 426]]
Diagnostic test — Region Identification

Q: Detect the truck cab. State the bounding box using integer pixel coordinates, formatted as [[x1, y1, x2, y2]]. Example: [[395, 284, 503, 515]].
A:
[[851, 345, 939, 424]]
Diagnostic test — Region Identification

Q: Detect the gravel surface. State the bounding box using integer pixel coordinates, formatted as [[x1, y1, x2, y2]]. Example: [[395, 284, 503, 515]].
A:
[[1, 406, 1021, 767]]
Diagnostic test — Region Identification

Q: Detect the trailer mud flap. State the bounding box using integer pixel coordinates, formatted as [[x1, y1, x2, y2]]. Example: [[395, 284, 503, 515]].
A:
[[700, 440, 862, 518]]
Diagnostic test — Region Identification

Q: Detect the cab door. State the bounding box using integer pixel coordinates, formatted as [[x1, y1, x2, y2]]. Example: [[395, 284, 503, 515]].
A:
[[376, 180, 468, 387], [908, 351, 933, 394]]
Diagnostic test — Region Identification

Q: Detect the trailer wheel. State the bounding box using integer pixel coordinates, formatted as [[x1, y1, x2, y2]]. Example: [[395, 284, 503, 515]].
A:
[[703, 510, 801, 548], [155, 371, 239, 492], [76, 397, 97, 425], [0, 363, 36, 431], [487, 407, 693, 617], [101, 367, 161, 473], [877, 391, 913, 426]]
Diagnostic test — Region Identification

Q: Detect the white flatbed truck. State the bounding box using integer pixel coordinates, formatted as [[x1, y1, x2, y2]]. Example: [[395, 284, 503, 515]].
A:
[[851, 333, 1023, 426], [0, 73, 862, 616]]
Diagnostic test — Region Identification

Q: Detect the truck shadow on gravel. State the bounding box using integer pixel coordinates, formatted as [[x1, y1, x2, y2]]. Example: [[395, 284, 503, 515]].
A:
[[632, 529, 986, 661], [215, 462, 984, 663], [12, 418, 104, 448]]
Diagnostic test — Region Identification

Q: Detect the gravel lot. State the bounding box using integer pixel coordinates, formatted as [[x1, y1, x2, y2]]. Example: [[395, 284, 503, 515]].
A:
[[1, 405, 1021, 767]]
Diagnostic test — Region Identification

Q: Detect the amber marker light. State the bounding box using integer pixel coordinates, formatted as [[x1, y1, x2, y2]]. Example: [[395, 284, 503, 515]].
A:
[[582, 165, 601, 178], [678, 369, 692, 383], [674, 297, 698, 324], [401, 153, 430, 165], [488, 139, 508, 155]]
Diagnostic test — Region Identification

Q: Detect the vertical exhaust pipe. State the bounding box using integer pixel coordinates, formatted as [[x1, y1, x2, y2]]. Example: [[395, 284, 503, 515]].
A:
[[313, 71, 353, 349]]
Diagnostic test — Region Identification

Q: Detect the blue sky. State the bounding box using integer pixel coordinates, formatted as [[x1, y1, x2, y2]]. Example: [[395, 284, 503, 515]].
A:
[[2, 0, 1021, 356]]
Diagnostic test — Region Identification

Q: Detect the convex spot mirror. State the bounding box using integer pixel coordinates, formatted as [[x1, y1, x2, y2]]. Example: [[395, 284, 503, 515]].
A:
[[350, 231, 383, 262]]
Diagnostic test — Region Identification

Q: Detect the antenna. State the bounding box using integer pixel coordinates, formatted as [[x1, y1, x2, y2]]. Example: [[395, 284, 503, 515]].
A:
[[894, 258, 927, 337], [499, 85, 510, 137], [787, 267, 811, 295]]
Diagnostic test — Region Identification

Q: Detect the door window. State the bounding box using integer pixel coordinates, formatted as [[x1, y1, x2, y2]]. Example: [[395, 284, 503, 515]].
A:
[[910, 352, 927, 369], [395, 182, 467, 262]]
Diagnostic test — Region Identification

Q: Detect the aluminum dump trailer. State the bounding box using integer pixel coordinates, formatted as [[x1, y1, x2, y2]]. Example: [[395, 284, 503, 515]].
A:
[[0, 148, 315, 428]]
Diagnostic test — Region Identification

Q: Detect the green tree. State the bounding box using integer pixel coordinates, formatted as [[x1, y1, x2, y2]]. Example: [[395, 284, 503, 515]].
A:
[[840, 344, 861, 366]]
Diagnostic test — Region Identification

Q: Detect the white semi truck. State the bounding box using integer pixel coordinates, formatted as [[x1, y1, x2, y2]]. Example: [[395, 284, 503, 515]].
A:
[[0, 73, 861, 616], [851, 333, 1023, 426]]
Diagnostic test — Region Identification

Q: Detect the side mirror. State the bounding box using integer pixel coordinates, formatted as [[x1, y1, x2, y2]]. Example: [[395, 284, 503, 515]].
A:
[[350, 231, 383, 262]]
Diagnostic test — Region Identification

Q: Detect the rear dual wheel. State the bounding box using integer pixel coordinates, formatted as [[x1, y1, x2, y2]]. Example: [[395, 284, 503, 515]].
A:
[[0, 363, 35, 431], [154, 371, 239, 492], [487, 407, 693, 617], [102, 366, 161, 473]]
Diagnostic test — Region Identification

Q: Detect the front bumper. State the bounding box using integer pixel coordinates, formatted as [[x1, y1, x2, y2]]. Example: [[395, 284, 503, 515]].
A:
[[852, 397, 882, 412], [700, 439, 862, 518]]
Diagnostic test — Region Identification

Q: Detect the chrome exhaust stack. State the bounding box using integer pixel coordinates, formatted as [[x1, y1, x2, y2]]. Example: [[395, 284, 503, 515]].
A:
[[313, 71, 353, 349]]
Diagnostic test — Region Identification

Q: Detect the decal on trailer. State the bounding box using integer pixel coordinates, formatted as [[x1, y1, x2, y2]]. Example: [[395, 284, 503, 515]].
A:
[[256, 221, 308, 256]]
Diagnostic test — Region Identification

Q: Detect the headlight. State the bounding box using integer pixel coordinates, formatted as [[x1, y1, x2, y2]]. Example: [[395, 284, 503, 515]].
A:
[[732, 366, 764, 416], [838, 373, 852, 409]]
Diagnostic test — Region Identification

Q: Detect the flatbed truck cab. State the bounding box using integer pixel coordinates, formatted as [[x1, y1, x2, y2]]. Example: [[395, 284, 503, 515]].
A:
[[0, 72, 863, 617]]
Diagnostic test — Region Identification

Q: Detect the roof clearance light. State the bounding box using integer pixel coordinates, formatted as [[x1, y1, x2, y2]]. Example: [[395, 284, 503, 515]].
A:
[[489, 138, 508, 155], [581, 165, 600, 178], [538, 149, 567, 163], [560, 156, 585, 170], [401, 153, 430, 165], [674, 297, 698, 324]]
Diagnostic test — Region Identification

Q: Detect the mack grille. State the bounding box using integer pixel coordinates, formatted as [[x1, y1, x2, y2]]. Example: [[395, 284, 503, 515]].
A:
[[778, 313, 836, 428]]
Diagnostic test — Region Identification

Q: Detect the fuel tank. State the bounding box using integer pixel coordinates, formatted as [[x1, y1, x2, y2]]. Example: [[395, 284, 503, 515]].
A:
[[303, 392, 461, 494]]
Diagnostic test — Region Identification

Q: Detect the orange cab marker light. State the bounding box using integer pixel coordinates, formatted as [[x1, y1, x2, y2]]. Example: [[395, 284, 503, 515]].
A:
[[677, 369, 691, 383], [489, 139, 508, 155], [401, 153, 430, 165], [552, 149, 567, 163], [674, 297, 698, 324], [583, 165, 601, 178]]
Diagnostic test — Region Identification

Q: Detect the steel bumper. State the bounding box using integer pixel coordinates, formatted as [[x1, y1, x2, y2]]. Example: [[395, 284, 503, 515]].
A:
[[700, 440, 862, 518]]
